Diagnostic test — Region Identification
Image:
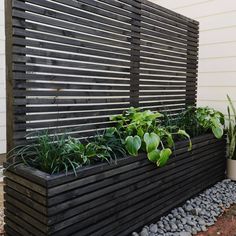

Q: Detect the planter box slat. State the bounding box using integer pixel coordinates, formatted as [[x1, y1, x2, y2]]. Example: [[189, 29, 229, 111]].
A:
[[47, 142, 224, 210], [86, 165, 226, 236], [4, 134, 226, 236], [47, 136, 222, 200], [5, 202, 47, 233], [4, 194, 47, 224], [45, 134, 216, 187], [4, 185, 47, 214], [4, 171, 47, 195], [4, 178, 47, 205], [50, 154, 225, 235], [45, 149, 226, 228], [5, 219, 32, 236], [115, 172, 225, 236], [5, 210, 46, 236], [48, 154, 225, 234]]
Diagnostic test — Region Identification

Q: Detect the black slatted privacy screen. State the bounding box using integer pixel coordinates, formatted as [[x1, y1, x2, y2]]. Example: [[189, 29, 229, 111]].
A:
[[11, 0, 199, 145]]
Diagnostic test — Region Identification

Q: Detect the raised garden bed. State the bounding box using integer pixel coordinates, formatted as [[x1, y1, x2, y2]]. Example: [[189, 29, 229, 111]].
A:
[[4, 134, 226, 236]]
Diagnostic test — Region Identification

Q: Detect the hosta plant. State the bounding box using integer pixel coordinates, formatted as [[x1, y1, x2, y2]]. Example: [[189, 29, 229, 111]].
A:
[[195, 107, 224, 139], [112, 107, 191, 167]]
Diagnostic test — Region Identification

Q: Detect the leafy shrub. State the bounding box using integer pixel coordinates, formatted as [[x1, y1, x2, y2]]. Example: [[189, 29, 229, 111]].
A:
[[9, 106, 225, 175], [162, 106, 224, 139], [195, 107, 224, 138], [111, 107, 191, 167]]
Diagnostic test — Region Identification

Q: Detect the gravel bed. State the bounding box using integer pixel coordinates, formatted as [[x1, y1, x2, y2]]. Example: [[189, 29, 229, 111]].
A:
[[133, 179, 236, 236]]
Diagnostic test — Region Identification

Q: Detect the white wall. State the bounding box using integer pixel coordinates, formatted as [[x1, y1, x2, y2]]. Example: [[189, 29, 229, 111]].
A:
[[153, 0, 236, 115], [0, 0, 5, 154]]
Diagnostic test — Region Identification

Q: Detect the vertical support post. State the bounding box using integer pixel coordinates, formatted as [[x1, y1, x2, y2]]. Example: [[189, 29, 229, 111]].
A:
[[130, 0, 141, 107], [186, 22, 199, 108], [5, 0, 14, 154]]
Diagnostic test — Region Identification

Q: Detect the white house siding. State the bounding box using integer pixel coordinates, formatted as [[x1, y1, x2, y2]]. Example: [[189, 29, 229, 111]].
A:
[[0, 0, 5, 155], [152, 0, 236, 115]]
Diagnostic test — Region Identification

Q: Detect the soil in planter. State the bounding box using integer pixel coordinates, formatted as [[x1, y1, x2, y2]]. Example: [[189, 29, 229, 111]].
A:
[[197, 205, 236, 236]]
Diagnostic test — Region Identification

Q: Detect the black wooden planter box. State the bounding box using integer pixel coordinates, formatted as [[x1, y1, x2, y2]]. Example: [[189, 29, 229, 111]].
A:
[[4, 134, 226, 236]]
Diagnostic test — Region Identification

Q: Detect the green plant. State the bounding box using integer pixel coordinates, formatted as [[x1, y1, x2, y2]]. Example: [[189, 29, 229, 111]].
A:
[[195, 107, 224, 139], [110, 107, 163, 137], [112, 108, 191, 167], [8, 128, 126, 175], [162, 107, 205, 137], [226, 95, 236, 160], [162, 106, 225, 139], [8, 133, 85, 175], [9, 105, 224, 174], [88, 127, 126, 163]]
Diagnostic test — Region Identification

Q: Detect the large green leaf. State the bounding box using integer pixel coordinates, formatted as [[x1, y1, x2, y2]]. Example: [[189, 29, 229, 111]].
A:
[[144, 132, 160, 153], [125, 135, 141, 156], [157, 148, 172, 167], [212, 125, 223, 139], [147, 149, 161, 163]]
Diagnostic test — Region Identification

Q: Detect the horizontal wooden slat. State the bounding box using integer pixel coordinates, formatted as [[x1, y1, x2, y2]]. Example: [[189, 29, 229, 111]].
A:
[[13, 37, 131, 61], [10, 0, 199, 146]]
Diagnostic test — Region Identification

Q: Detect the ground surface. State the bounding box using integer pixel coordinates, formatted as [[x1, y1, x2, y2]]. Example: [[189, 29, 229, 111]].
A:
[[197, 205, 236, 236]]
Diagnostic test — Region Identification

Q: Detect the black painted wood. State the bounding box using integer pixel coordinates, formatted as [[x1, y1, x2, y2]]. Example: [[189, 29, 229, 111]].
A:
[[9, 0, 199, 145], [4, 134, 226, 236]]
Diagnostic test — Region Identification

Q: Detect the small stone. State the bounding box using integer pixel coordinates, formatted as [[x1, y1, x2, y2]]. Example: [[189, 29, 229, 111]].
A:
[[198, 219, 206, 226], [185, 205, 193, 212], [149, 224, 158, 233], [179, 232, 191, 236], [201, 225, 207, 232], [157, 228, 164, 234], [140, 228, 149, 236], [184, 225, 192, 232], [191, 228, 198, 235], [181, 218, 187, 224], [132, 232, 139, 236], [178, 223, 184, 229], [149, 233, 155, 236], [158, 222, 164, 228], [171, 223, 178, 231], [187, 220, 196, 227]]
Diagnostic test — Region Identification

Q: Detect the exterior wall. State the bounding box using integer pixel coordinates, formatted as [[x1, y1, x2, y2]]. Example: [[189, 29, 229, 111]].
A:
[[0, 0, 5, 155], [153, 0, 236, 115]]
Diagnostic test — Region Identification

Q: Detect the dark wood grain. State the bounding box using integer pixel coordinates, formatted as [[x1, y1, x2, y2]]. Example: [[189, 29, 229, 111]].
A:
[[8, 0, 199, 144], [4, 135, 226, 235]]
